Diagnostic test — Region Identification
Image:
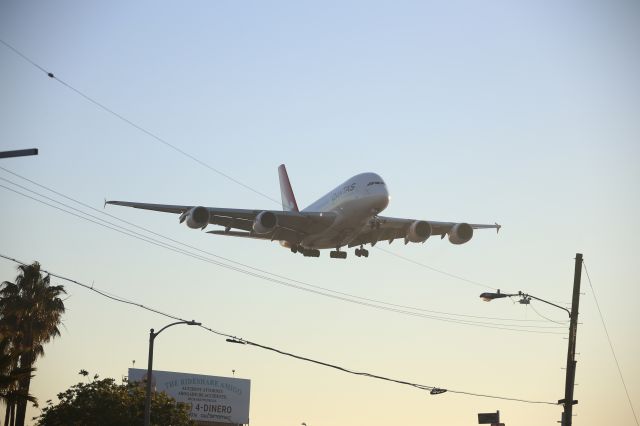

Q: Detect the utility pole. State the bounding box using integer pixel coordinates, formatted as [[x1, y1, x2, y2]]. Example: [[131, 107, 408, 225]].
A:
[[560, 253, 583, 425], [144, 328, 155, 426]]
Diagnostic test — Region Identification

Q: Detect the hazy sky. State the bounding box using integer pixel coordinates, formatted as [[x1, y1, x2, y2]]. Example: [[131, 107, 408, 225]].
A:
[[1, 1, 639, 425]]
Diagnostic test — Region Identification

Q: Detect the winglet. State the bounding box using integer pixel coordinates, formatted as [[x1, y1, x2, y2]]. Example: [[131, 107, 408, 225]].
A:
[[496, 223, 501, 234], [104, 198, 107, 208], [278, 164, 299, 212]]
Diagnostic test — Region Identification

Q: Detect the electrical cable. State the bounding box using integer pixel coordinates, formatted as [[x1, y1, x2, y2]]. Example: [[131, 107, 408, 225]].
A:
[[0, 39, 534, 307], [583, 262, 639, 426], [0, 39, 566, 331], [527, 303, 569, 326], [0, 253, 559, 406], [1, 166, 550, 324], [376, 247, 497, 290], [0, 38, 280, 206], [0, 179, 566, 334]]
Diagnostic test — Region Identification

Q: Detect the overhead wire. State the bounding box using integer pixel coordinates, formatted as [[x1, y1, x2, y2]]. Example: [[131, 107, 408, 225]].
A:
[[583, 262, 639, 426], [1, 166, 530, 323], [376, 246, 497, 290], [526, 303, 569, 326], [0, 174, 566, 334], [0, 36, 568, 407], [0, 38, 531, 308], [0, 38, 280, 206], [0, 186, 566, 335], [1, 38, 510, 294], [0, 253, 558, 406]]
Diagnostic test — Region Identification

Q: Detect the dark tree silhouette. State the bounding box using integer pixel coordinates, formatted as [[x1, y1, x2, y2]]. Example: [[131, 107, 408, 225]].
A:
[[0, 262, 65, 426], [0, 338, 36, 426]]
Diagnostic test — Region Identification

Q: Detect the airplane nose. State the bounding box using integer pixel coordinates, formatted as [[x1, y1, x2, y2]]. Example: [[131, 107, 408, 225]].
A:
[[380, 193, 389, 211], [373, 189, 389, 212]]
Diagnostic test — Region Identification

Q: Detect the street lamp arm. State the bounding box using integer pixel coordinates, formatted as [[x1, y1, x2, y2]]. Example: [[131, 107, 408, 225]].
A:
[[153, 320, 201, 337], [520, 292, 571, 318]]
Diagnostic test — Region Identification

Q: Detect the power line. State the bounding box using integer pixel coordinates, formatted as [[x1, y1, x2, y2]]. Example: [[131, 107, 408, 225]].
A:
[[0, 38, 280, 206], [0, 175, 566, 334], [0, 38, 565, 331], [0, 39, 523, 302], [3, 165, 535, 322], [526, 303, 569, 326], [0, 253, 559, 406], [583, 262, 639, 426], [377, 247, 498, 290], [0, 39, 50, 75]]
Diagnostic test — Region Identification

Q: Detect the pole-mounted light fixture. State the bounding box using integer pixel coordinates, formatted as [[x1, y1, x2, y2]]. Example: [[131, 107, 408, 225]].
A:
[[479, 289, 515, 302], [144, 320, 201, 426], [477, 253, 583, 426]]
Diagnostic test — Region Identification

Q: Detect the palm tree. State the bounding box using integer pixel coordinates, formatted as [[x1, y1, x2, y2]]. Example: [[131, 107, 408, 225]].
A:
[[0, 338, 36, 426], [0, 262, 65, 426]]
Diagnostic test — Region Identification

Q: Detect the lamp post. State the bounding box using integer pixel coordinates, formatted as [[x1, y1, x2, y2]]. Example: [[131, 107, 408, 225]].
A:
[[479, 253, 583, 426], [144, 320, 201, 426]]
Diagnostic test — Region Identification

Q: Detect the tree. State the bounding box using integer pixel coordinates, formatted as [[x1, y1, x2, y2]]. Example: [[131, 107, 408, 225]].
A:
[[34, 371, 193, 426], [0, 262, 65, 426], [0, 338, 36, 426]]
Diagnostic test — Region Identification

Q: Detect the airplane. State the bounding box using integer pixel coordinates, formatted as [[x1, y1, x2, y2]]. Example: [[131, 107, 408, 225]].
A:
[[106, 165, 500, 259]]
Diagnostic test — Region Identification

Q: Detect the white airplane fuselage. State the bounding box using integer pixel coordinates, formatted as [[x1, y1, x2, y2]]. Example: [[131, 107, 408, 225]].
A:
[[299, 172, 390, 249]]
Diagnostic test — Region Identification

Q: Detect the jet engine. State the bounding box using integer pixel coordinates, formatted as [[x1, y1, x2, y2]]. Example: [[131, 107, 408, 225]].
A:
[[253, 211, 277, 234], [183, 206, 210, 229], [406, 220, 432, 243], [448, 223, 473, 244]]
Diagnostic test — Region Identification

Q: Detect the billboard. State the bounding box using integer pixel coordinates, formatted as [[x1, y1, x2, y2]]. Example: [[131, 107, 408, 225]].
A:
[[128, 368, 250, 424]]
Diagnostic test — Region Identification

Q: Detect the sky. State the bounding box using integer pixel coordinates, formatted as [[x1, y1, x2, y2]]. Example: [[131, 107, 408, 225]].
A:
[[1, 1, 639, 425]]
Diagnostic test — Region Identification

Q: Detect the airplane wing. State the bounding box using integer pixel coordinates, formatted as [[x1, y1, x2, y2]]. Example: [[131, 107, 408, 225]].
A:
[[347, 217, 501, 247], [105, 200, 337, 244]]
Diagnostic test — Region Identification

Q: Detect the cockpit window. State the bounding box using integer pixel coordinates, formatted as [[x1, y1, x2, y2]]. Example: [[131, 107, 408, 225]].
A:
[[367, 181, 385, 186]]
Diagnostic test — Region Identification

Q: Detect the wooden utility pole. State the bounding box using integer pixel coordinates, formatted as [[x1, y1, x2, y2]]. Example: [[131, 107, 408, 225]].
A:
[[560, 253, 583, 425]]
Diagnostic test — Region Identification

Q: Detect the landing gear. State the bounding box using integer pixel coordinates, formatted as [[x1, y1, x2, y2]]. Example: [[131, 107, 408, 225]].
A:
[[302, 248, 320, 257], [329, 250, 347, 259], [355, 246, 369, 258], [292, 245, 320, 257], [369, 215, 383, 230]]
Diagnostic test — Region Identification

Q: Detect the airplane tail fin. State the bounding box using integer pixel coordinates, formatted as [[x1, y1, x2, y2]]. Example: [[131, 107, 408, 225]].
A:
[[278, 164, 299, 212]]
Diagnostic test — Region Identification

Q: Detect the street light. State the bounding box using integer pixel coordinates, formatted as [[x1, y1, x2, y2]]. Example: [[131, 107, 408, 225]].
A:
[[0, 148, 38, 159], [480, 290, 570, 317], [478, 253, 583, 426], [479, 289, 511, 301], [144, 320, 201, 426]]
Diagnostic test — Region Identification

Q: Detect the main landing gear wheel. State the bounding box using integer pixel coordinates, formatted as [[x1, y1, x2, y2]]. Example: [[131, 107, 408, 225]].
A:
[[355, 247, 369, 258], [329, 250, 347, 259], [302, 248, 320, 257]]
